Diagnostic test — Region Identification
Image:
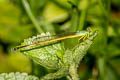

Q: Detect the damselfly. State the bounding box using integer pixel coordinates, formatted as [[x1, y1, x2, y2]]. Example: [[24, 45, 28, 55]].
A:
[[13, 28, 92, 51]]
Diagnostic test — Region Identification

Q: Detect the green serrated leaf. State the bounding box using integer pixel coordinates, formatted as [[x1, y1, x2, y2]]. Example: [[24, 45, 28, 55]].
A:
[[18, 32, 64, 70], [0, 72, 39, 80], [73, 31, 98, 64]]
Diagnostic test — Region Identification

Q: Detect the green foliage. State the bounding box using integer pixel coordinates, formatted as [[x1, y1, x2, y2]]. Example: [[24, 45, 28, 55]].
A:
[[20, 32, 65, 70], [15, 30, 97, 80], [0, 0, 120, 80], [0, 1, 33, 43], [89, 26, 107, 55], [8, 54, 32, 73], [43, 1, 69, 23]]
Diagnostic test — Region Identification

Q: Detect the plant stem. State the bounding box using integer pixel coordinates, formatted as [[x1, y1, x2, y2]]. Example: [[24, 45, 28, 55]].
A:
[[98, 0, 112, 34], [98, 0, 108, 17], [98, 0, 113, 22], [22, 0, 44, 33], [69, 63, 79, 80], [70, 8, 79, 32], [78, 10, 87, 30], [106, 0, 112, 25], [97, 57, 106, 80], [107, 0, 111, 15]]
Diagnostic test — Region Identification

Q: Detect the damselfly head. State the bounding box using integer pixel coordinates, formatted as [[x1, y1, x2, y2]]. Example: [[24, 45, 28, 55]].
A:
[[87, 27, 92, 33]]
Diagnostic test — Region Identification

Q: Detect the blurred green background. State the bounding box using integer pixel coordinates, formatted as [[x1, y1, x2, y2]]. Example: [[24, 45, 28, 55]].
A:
[[0, 0, 120, 80]]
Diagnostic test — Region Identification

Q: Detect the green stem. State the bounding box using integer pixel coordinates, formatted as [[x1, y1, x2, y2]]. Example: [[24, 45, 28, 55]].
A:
[[107, 0, 111, 14], [98, 0, 112, 32], [98, 0, 113, 21], [69, 63, 79, 80], [98, 0, 108, 17], [22, 0, 44, 33], [106, 0, 112, 25], [78, 10, 87, 30], [70, 8, 79, 32], [97, 57, 106, 80]]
